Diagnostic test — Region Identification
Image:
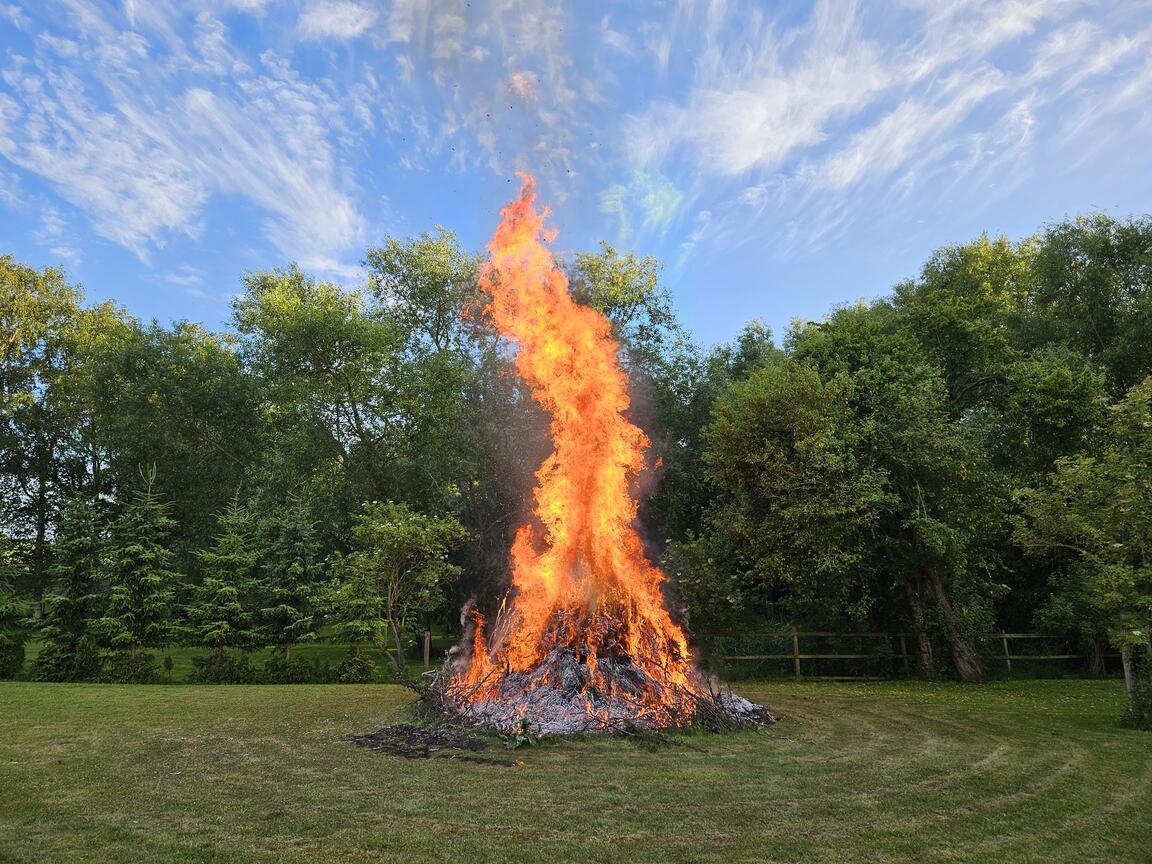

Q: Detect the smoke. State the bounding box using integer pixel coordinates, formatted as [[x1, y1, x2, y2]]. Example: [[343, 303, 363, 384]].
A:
[[381, 0, 587, 192]]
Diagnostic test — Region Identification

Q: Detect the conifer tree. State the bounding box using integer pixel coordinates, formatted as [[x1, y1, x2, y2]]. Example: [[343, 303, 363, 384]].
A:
[[94, 469, 178, 662], [329, 555, 387, 683], [0, 575, 28, 678], [185, 499, 263, 675], [256, 499, 321, 659], [34, 499, 105, 681]]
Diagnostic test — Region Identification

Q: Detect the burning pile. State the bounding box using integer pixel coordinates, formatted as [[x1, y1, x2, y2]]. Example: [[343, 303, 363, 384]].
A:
[[431, 175, 770, 735]]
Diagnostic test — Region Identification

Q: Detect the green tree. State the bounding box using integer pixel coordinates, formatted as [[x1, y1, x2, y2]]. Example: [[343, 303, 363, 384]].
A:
[[185, 499, 264, 675], [34, 498, 105, 681], [94, 471, 179, 661], [338, 501, 465, 675], [78, 320, 263, 563], [1031, 214, 1152, 390], [568, 242, 679, 368], [255, 498, 322, 658], [679, 359, 889, 632], [0, 256, 85, 617], [790, 307, 1005, 681], [0, 539, 30, 678], [1015, 377, 1152, 723]]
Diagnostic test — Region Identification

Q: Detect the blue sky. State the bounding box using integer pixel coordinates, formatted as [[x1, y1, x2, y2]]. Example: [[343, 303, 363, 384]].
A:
[[2, 0, 1151, 347]]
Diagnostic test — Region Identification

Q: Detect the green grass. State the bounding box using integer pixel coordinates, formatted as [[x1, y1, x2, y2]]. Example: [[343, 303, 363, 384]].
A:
[[1, 680, 1148, 863]]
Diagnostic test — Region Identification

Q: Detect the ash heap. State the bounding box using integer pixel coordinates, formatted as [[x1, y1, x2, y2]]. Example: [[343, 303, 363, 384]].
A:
[[430, 175, 771, 736]]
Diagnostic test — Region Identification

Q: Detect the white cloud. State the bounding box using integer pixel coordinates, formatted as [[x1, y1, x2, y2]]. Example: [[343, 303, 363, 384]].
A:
[[0, 3, 368, 272], [0, 64, 206, 257], [611, 0, 1152, 257], [298, 1, 378, 40]]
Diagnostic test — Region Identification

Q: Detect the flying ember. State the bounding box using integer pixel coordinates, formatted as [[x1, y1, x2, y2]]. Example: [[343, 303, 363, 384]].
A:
[[431, 174, 769, 735]]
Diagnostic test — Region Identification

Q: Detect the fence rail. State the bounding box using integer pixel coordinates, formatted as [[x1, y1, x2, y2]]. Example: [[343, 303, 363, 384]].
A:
[[707, 629, 1116, 679]]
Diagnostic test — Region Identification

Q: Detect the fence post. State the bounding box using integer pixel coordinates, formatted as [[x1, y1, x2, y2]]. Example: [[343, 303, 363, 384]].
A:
[[1001, 633, 1012, 675], [791, 627, 801, 678], [899, 634, 910, 675], [423, 629, 431, 672]]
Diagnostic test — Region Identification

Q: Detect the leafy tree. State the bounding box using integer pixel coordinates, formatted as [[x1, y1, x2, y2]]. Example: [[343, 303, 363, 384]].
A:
[[677, 360, 890, 629], [34, 498, 105, 681], [337, 501, 465, 675], [1015, 377, 1152, 723], [185, 499, 264, 676], [93, 471, 179, 661], [1031, 214, 1152, 391], [233, 266, 404, 511], [790, 307, 1006, 681], [255, 498, 322, 658], [78, 320, 263, 564], [366, 228, 481, 355], [891, 234, 1033, 412], [1000, 347, 1109, 478], [568, 242, 679, 368], [0, 257, 84, 616]]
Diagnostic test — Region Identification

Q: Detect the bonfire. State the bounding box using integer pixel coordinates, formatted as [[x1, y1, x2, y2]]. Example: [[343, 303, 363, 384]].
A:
[[429, 174, 771, 736]]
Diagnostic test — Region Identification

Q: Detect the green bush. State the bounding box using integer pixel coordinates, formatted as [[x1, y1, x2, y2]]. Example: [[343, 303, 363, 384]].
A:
[[190, 653, 259, 684], [264, 654, 321, 684], [0, 640, 25, 678], [336, 648, 377, 684], [33, 634, 102, 682], [101, 653, 158, 683]]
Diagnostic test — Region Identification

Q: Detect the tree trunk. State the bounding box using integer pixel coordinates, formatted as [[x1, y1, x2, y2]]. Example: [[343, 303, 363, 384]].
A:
[[32, 479, 47, 621], [903, 576, 935, 680], [1089, 639, 1105, 676], [130, 641, 137, 660], [924, 568, 985, 683], [388, 617, 407, 675], [1121, 645, 1135, 704]]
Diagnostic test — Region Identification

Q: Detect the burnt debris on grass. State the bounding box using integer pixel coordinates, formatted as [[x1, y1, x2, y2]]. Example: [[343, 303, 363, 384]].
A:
[[343, 723, 525, 767]]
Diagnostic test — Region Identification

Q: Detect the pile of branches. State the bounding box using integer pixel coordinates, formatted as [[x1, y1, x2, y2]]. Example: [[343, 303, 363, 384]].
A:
[[425, 633, 774, 736]]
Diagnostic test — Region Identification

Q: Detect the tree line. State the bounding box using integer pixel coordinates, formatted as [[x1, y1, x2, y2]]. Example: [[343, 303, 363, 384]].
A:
[[1, 215, 1150, 722]]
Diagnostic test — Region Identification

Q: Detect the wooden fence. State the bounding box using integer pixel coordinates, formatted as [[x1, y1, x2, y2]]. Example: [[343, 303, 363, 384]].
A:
[[711, 629, 1115, 678]]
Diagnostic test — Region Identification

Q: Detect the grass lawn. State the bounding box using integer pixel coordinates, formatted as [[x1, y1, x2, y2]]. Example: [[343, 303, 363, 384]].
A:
[[1, 679, 1148, 863]]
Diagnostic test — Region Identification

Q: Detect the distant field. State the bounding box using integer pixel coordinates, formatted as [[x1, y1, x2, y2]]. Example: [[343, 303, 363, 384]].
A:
[[1, 680, 1148, 863]]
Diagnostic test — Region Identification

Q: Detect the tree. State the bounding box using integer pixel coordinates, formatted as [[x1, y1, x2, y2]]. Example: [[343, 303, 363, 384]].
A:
[[1031, 214, 1152, 391], [567, 242, 679, 368], [0, 539, 30, 678], [337, 501, 465, 676], [185, 499, 264, 675], [93, 470, 179, 662], [789, 306, 1006, 681], [679, 359, 890, 632], [233, 265, 404, 515], [0, 257, 84, 617], [329, 555, 387, 682], [255, 498, 322, 658], [34, 498, 105, 681], [891, 234, 1033, 412], [78, 320, 264, 565], [1015, 377, 1152, 724]]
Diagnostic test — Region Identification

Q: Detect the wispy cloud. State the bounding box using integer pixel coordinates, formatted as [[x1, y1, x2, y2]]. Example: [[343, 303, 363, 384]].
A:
[[298, 1, 378, 41], [0, 1, 369, 274], [620, 0, 1152, 258]]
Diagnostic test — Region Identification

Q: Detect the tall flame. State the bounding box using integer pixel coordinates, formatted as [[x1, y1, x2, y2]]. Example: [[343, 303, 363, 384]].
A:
[[457, 174, 699, 722]]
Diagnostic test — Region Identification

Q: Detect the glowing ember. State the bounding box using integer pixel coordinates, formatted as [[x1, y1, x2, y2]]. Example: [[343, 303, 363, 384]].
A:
[[432, 174, 768, 735]]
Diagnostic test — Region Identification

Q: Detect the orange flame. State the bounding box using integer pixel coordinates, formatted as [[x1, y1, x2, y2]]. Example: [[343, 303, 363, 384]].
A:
[[459, 174, 699, 716]]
